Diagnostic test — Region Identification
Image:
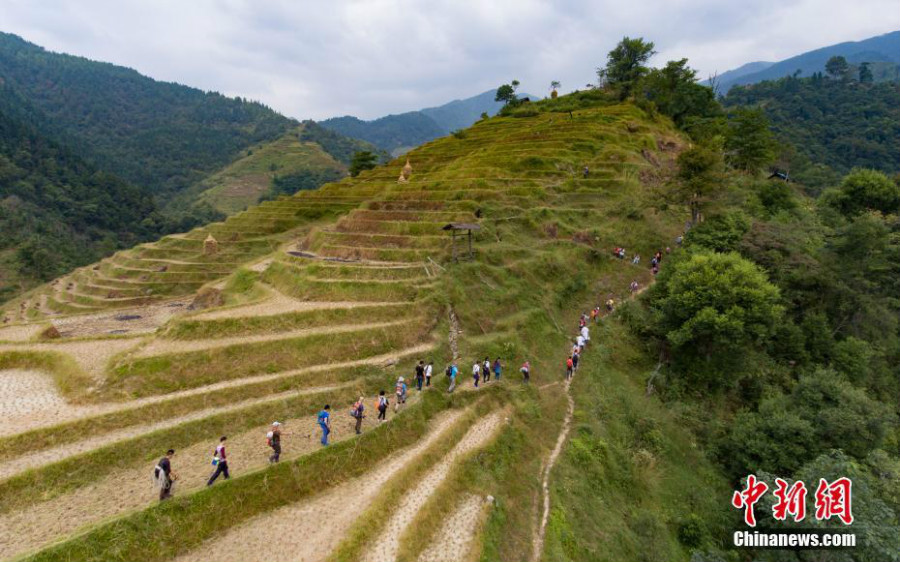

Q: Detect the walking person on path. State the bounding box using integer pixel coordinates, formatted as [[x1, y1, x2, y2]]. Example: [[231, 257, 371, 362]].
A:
[[482, 357, 492, 383], [447, 362, 458, 392], [318, 405, 331, 446], [376, 390, 389, 421], [572, 349, 580, 372], [581, 324, 590, 345], [521, 361, 531, 383], [207, 436, 229, 486], [394, 377, 408, 412], [493, 357, 502, 381], [472, 360, 481, 388], [566, 356, 574, 380], [351, 397, 365, 435], [267, 422, 282, 463], [415, 360, 425, 391], [424, 360, 433, 387], [576, 334, 585, 353], [154, 449, 177, 501]]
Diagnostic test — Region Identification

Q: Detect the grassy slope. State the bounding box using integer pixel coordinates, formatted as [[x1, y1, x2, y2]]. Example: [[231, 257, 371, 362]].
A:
[[185, 129, 347, 214], [11, 94, 738, 562]]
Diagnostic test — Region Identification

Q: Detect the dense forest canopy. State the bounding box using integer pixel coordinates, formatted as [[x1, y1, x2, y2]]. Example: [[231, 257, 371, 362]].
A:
[[0, 32, 293, 196]]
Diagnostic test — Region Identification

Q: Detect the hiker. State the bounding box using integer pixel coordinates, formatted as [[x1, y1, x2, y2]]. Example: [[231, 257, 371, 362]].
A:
[[581, 324, 590, 344], [520, 361, 531, 383], [654, 251, 663, 263], [572, 349, 580, 371], [377, 390, 389, 421], [424, 360, 433, 387], [207, 436, 229, 486], [267, 422, 282, 463], [472, 360, 481, 388], [415, 360, 425, 391], [318, 405, 332, 445], [576, 334, 585, 353], [590, 308, 598, 324], [652, 264, 659, 275], [606, 298, 615, 313], [619, 248, 626, 259], [447, 362, 458, 392], [583, 165, 589, 178], [493, 357, 502, 381], [632, 254, 640, 265], [394, 377, 408, 412], [676, 235, 683, 246], [651, 256, 658, 267], [352, 397, 365, 435], [482, 357, 492, 382], [154, 449, 177, 501], [566, 356, 574, 380], [579, 315, 586, 329]]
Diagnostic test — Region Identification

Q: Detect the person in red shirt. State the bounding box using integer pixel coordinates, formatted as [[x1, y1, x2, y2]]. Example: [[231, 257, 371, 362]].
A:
[[565, 356, 574, 380], [207, 436, 229, 486]]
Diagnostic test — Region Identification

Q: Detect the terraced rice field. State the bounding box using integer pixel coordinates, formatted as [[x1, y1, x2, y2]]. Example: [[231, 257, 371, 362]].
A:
[[0, 98, 686, 562]]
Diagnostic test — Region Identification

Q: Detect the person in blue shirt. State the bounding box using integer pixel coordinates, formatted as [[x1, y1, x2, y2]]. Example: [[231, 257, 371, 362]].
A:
[[317, 405, 331, 446], [493, 358, 502, 381]]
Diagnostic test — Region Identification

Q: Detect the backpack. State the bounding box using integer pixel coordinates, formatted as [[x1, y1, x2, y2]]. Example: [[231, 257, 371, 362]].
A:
[[445, 365, 452, 377], [266, 431, 274, 446]]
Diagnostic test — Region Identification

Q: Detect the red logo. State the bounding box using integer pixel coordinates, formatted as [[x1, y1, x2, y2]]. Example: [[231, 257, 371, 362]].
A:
[[772, 478, 807, 522], [732, 474, 769, 527], [814, 477, 853, 525]]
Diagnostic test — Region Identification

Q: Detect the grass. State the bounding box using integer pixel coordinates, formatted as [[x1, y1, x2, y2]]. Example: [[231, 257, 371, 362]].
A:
[[162, 302, 414, 339], [263, 261, 425, 301], [105, 319, 434, 397], [20, 391, 482, 562]]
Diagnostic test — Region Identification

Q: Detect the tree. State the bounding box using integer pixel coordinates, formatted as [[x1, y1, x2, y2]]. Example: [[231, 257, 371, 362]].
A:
[[648, 251, 783, 384], [725, 108, 776, 172], [859, 61, 874, 83], [597, 37, 656, 100], [642, 58, 722, 127], [495, 80, 520, 105], [348, 151, 377, 177], [825, 55, 849, 79], [676, 143, 725, 225], [826, 168, 900, 215], [549, 80, 561, 99]]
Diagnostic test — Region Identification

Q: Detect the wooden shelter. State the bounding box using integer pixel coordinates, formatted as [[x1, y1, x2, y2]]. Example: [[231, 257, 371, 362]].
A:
[[443, 223, 481, 261]]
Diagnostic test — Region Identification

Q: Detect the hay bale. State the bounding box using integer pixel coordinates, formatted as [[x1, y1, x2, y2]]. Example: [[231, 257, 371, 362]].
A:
[[190, 287, 224, 310], [39, 326, 62, 340]]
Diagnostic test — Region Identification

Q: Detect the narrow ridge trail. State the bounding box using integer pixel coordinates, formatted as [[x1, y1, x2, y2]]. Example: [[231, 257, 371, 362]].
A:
[[417, 494, 486, 562], [173, 408, 468, 562]]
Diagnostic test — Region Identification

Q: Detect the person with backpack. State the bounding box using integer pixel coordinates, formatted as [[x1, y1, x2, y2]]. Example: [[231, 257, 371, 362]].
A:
[[376, 390, 389, 421], [472, 360, 481, 388], [424, 360, 433, 387], [153, 449, 177, 501], [572, 349, 580, 371], [581, 324, 590, 345], [576, 334, 585, 353], [318, 405, 331, 446], [351, 397, 365, 435], [565, 356, 574, 380], [207, 436, 229, 486], [415, 360, 425, 391], [447, 362, 458, 393], [267, 422, 282, 463], [520, 361, 530, 383], [493, 357, 502, 381], [482, 357, 491, 383], [394, 377, 407, 412]]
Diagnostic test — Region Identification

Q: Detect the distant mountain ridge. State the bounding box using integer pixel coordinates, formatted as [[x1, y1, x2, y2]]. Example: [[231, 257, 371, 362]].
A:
[[320, 89, 533, 154], [710, 31, 900, 92]]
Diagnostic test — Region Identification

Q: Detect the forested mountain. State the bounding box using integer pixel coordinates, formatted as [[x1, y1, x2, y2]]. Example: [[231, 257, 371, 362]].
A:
[[320, 89, 529, 154], [0, 85, 202, 301], [712, 31, 900, 92], [723, 75, 900, 190], [0, 32, 294, 196]]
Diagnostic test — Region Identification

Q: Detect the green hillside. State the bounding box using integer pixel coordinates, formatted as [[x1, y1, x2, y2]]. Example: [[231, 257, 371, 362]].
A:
[[0, 32, 293, 196], [1, 41, 898, 562], [724, 75, 900, 190]]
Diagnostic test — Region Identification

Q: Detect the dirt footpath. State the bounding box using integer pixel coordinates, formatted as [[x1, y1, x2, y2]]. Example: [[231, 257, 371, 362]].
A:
[[174, 409, 467, 562], [418, 494, 486, 562]]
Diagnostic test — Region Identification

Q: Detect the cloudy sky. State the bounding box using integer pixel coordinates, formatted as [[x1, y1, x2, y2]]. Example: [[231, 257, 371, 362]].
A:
[[0, 0, 895, 120]]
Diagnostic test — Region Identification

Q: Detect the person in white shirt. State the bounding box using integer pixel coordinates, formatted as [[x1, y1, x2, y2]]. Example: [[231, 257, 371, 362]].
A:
[[424, 360, 433, 387], [576, 334, 585, 352], [581, 325, 590, 343], [472, 361, 481, 388]]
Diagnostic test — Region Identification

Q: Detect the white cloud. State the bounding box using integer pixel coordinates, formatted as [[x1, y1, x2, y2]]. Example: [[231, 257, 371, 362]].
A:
[[0, 0, 895, 119]]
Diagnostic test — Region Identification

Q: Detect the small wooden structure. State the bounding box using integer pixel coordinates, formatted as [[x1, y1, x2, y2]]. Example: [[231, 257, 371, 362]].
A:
[[443, 223, 481, 261]]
